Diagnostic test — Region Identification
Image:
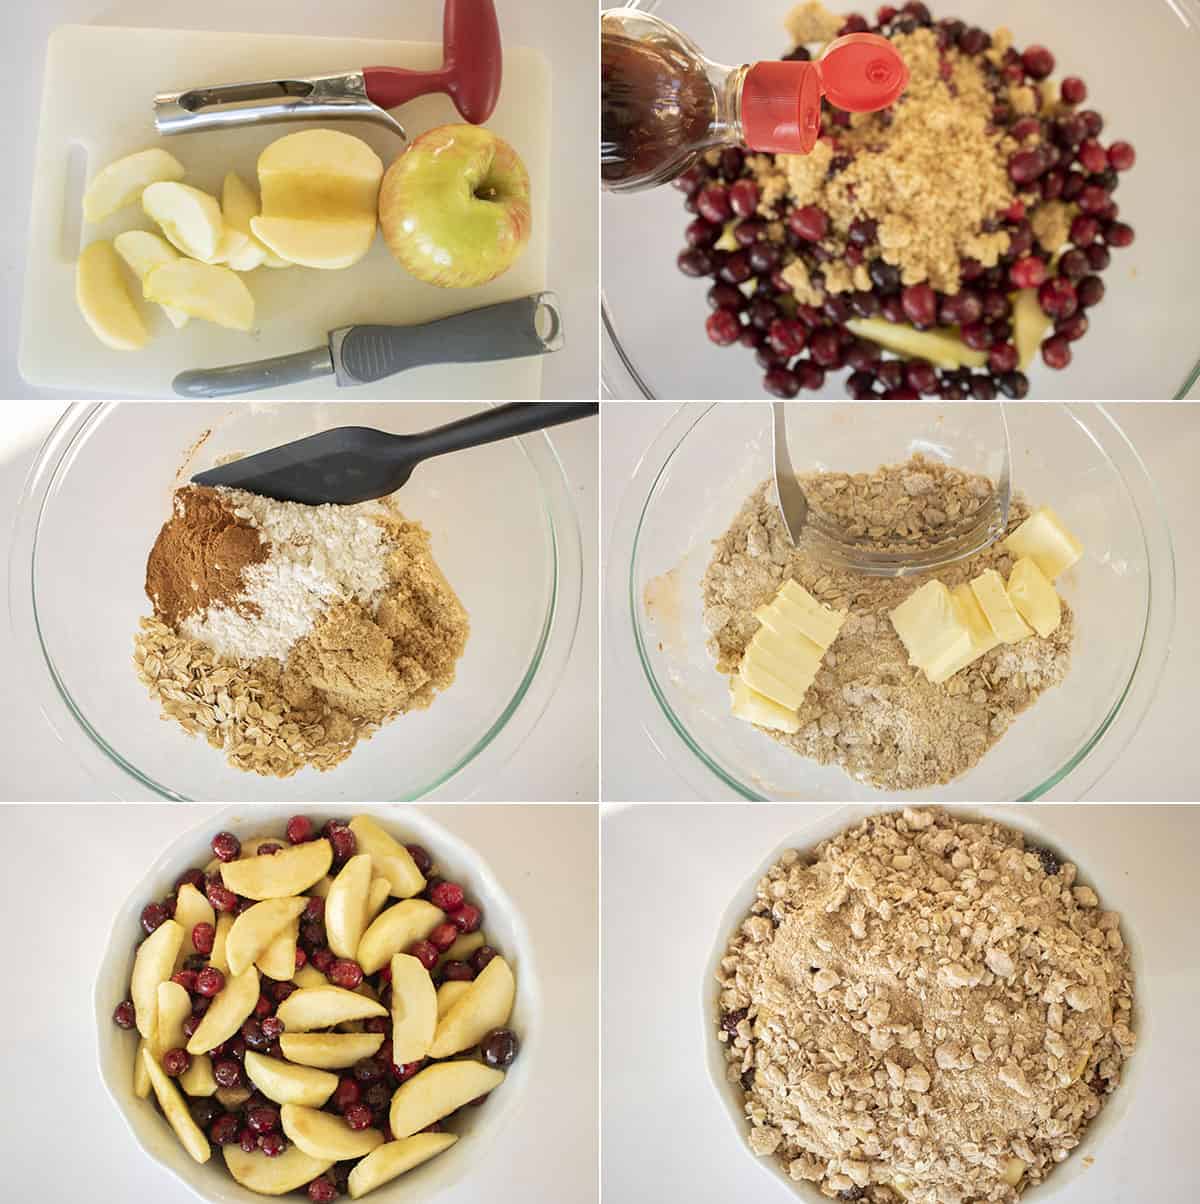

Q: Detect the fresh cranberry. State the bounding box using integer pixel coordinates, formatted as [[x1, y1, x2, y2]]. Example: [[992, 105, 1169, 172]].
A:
[[429, 882, 465, 913], [981, 289, 1011, 321], [171, 970, 199, 993], [207, 1113, 238, 1145], [748, 242, 782, 275], [1041, 335, 1072, 369], [211, 832, 241, 862], [1021, 45, 1055, 79], [899, 361, 935, 395], [390, 1060, 421, 1085], [846, 339, 881, 372], [205, 880, 238, 913], [333, 1078, 361, 1113], [284, 815, 314, 844], [1008, 257, 1047, 290], [1061, 76, 1087, 104], [846, 371, 878, 399], [707, 283, 743, 313], [718, 251, 752, 285], [408, 940, 439, 971], [1008, 149, 1044, 184], [1077, 275, 1106, 308], [308, 1178, 339, 1203], [405, 845, 433, 876], [353, 1058, 386, 1085], [998, 371, 1030, 398], [480, 1028, 520, 1070], [427, 923, 459, 954], [729, 179, 759, 218], [763, 367, 800, 398], [808, 328, 844, 369], [214, 1059, 242, 1088], [705, 310, 741, 346], [243, 1106, 277, 1135], [294, 949, 307, 972], [329, 960, 364, 990], [273, 982, 297, 1004], [1077, 139, 1108, 174], [175, 868, 205, 893], [242, 1019, 271, 1051], [343, 1104, 373, 1132], [1077, 185, 1110, 215], [239, 1127, 258, 1154], [196, 967, 225, 997], [685, 218, 718, 250], [960, 321, 992, 351], [140, 902, 169, 935], [259, 1017, 283, 1043], [1069, 215, 1099, 247], [1038, 277, 1078, 319], [734, 220, 766, 247], [1104, 221, 1135, 248], [188, 922, 215, 956], [1010, 118, 1039, 144], [161, 1048, 190, 1077], [113, 1000, 136, 1029], [787, 205, 828, 242], [1086, 244, 1111, 271], [899, 283, 936, 327], [256, 843, 283, 857], [677, 249, 712, 277], [311, 947, 335, 973], [1108, 140, 1136, 171], [718, 147, 744, 179], [764, 318, 805, 359], [1056, 313, 1089, 341], [441, 960, 475, 982], [968, 375, 997, 399], [259, 1133, 286, 1157], [696, 186, 732, 225], [673, 163, 707, 195], [988, 343, 1019, 374]]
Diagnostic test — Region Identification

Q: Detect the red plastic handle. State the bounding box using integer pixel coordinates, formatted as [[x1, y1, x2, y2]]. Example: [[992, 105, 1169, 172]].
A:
[[363, 0, 502, 124]]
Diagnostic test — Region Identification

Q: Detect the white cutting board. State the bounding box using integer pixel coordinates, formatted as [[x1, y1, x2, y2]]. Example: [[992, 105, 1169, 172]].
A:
[[19, 25, 551, 399]]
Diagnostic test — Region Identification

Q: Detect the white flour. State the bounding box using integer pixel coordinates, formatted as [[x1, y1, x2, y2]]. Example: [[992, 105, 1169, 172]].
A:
[[180, 488, 392, 663]]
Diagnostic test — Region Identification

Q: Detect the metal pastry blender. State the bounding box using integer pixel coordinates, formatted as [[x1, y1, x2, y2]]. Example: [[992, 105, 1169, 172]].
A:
[[153, 0, 501, 140], [173, 291, 564, 397]]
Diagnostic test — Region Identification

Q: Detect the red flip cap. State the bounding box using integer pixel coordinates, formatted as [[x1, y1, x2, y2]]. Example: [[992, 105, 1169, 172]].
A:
[[742, 33, 909, 154]]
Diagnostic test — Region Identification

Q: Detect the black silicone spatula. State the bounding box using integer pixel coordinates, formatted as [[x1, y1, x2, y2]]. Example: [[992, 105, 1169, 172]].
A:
[[190, 403, 598, 505]]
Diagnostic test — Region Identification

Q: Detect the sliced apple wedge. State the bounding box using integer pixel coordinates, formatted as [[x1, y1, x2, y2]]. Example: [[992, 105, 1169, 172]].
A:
[[180, 1053, 217, 1097], [224, 1144, 333, 1196], [281, 1104, 384, 1161], [83, 147, 185, 223], [279, 1032, 384, 1070], [294, 964, 328, 990], [348, 816, 426, 897], [336, 981, 379, 1033], [244, 1050, 338, 1108], [172, 882, 216, 965], [348, 1132, 459, 1199], [113, 230, 189, 329], [143, 260, 255, 333], [221, 171, 270, 271], [216, 1085, 252, 1111], [227, 897, 308, 976], [429, 956, 515, 1058], [154, 980, 192, 1058], [1012, 287, 1053, 370], [187, 966, 260, 1054], [367, 877, 391, 922], [357, 899, 445, 975], [257, 919, 301, 981], [210, 912, 234, 975], [390, 1061, 505, 1139], [309, 875, 333, 900], [437, 980, 472, 1019], [132, 918, 183, 1038], [276, 985, 387, 1032], [142, 1046, 211, 1164], [221, 840, 333, 900], [76, 240, 149, 351], [438, 931, 485, 970], [845, 318, 988, 369], [134, 1038, 151, 1098], [326, 853, 373, 960], [142, 181, 224, 262], [390, 953, 437, 1064]]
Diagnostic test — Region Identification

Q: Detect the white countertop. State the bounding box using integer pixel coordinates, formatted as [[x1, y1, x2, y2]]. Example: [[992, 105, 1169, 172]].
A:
[[602, 402, 1200, 801], [602, 802, 1200, 1202], [0, 404, 598, 801], [2, 803, 598, 1204], [1, 0, 597, 400]]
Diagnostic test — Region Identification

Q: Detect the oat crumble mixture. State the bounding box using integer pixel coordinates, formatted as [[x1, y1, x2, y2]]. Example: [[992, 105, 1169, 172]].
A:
[[701, 456, 1073, 790], [716, 808, 1135, 1204]]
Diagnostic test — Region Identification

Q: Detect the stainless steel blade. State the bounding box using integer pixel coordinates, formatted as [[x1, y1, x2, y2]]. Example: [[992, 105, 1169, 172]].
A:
[[771, 402, 809, 546]]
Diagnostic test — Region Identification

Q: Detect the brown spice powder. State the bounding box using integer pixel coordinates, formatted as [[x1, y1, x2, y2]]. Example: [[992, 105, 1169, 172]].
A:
[[145, 487, 268, 628]]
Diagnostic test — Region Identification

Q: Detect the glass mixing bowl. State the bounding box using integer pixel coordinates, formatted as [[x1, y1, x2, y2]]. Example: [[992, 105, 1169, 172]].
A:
[[601, 0, 1200, 400], [11, 403, 582, 801], [607, 403, 1174, 801]]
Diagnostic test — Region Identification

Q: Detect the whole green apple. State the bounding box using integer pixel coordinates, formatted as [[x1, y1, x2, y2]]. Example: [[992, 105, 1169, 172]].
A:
[[379, 123, 532, 288]]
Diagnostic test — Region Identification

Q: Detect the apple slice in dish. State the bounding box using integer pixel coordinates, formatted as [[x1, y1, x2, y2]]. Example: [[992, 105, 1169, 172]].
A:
[[221, 839, 332, 900], [281, 1104, 384, 1161], [142, 181, 224, 262], [390, 953, 437, 1064], [187, 966, 260, 1054], [142, 1046, 211, 1164], [209, 912, 234, 975], [326, 853, 373, 960], [217, 1085, 252, 1111], [348, 816, 426, 897], [180, 1053, 217, 1097], [83, 147, 185, 223], [294, 964, 328, 990], [227, 897, 308, 976], [438, 930, 485, 969], [279, 1032, 384, 1070], [224, 1144, 333, 1196], [244, 1050, 338, 1108], [257, 918, 301, 981], [221, 171, 271, 272], [436, 980, 472, 1019], [153, 980, 192, 1058], [131, 918, 183, 1038], [308, 875, 333, 900], [367, 877, 391, 922], [275, 985, 387, 1032], [357, 900, 444, 975], [390, 1061, 505, 1139], [143, 261, 255, 333], [429, 956, 516, 1058], [348, 1132, 458, 1199], [113, 230, 189, 329], [76, 240, 150, 351], [171, 883, 216, 965], [133, 1038, 151, 1098]]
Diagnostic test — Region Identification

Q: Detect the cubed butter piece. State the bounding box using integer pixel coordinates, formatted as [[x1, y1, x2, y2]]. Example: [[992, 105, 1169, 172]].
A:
[[925, 584, 1003, 684], [729, 675, 801, 734], [1006, 557, 1061, 638], [1003, 506, 1083, 580], [970, 569, 1033, 643], [889, 581, 971, 675], [741, 644, 819, 711], [755, 580, 847, 650]]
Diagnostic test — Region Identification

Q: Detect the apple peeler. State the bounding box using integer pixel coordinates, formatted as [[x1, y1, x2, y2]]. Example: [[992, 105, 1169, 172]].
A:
[[153, 0, 501, 141]]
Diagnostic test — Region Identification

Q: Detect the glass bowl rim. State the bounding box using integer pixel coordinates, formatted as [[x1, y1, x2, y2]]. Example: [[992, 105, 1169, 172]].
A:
[[10, 402, 583, 801]]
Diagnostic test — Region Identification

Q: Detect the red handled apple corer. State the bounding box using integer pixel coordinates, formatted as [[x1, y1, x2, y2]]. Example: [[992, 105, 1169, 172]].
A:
[[601, 8, 908, 191], [153, 0, 502, 141]]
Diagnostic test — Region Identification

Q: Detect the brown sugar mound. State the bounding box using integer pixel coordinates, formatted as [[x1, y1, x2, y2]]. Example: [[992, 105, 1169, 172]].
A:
[[145, 486, 268, 627]]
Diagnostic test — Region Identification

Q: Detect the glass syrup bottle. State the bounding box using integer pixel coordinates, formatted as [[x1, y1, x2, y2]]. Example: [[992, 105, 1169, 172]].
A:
[[601, 8, 908, 192]]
